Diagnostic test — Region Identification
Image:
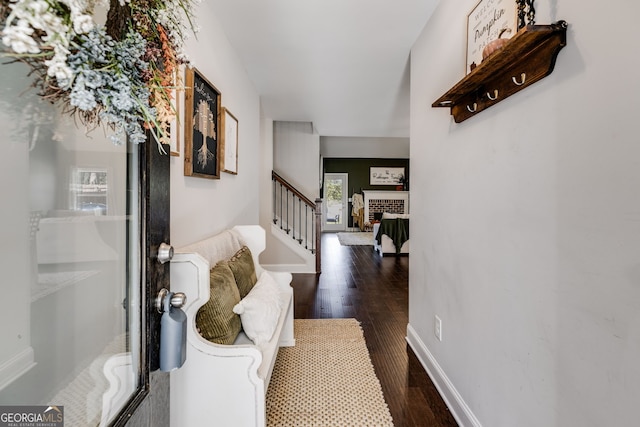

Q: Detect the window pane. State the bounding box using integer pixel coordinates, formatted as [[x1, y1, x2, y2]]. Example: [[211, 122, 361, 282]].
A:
[[0, 62, 141, 426], [325, 178, 344, 225]]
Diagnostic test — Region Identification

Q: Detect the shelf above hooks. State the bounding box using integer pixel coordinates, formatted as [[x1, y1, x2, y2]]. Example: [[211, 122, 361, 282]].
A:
[[432, 21, 568, 123]]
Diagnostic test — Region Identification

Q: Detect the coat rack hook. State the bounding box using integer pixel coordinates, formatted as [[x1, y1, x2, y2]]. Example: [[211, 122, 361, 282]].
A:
[[487, 89, 499, 100], [466, 102, 478, 113], [512, 73, 527, 86]]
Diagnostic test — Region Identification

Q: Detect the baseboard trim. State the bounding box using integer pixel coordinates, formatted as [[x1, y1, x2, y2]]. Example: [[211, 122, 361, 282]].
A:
[[0, 347, 36, 392], [262, 263, 314, 273], [269, 224, 316, 273], [406, 324, 482, 427]]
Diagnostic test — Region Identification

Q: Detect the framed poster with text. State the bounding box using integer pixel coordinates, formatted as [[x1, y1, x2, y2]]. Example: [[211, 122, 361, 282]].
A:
[[370, 167, 405, 185], [466, 0, 517, 73]]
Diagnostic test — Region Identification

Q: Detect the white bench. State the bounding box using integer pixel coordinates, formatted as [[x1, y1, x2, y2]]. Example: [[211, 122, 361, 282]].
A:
[[169, 225, 295, 427]]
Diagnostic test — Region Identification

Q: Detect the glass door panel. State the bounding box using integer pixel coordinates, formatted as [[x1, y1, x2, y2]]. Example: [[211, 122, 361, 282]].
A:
[[0, 62, 141, 426], [323, 173, 348, 232]]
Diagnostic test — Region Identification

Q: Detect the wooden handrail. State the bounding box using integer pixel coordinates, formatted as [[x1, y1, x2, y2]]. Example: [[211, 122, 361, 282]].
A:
[[271, 170, 322, 274], [272, 171, 315, 208]]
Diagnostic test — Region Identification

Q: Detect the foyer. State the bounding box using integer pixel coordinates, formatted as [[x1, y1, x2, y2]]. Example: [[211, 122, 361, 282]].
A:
[[291, 233, 458, 427]]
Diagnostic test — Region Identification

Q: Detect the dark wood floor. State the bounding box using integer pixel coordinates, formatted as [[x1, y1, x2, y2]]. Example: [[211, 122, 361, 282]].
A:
[[291, 232, 458, 427]]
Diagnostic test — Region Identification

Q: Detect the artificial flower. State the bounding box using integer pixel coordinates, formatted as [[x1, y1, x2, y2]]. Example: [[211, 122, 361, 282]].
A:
[[0, 0, 198, 148]]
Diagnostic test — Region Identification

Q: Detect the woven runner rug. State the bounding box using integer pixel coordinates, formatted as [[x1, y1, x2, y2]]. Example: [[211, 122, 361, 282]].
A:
[[336, 232, 373, 246], [266, 318, 394, 426]]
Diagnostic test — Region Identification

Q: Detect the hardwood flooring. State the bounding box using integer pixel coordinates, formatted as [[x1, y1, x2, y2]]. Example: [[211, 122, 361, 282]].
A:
[[291, 232, 459, 427]]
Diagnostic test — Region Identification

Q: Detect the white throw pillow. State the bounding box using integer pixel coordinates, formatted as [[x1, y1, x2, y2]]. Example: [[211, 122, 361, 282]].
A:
[[382, 212, 410, 219], [232, 271, 283, 345]]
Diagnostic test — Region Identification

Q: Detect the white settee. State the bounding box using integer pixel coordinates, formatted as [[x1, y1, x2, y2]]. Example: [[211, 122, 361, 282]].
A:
[[373, 213, 410, 256], [169, 225, 295, 427]]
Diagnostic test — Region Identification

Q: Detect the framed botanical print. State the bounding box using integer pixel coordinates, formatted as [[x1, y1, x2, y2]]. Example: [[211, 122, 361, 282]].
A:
[[183, 67, 222, 179]]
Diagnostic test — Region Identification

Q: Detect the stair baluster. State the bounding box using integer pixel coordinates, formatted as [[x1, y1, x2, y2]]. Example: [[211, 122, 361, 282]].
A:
[[271, 171, 322, 273]]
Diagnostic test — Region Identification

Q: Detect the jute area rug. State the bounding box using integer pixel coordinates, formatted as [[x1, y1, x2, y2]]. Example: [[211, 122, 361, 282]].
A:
[[336, 232, 373, 246], [266, 318, 394, 426]]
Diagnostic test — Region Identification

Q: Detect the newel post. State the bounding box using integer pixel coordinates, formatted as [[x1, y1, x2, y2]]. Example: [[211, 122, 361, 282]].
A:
[[315, 198, 322, 274]]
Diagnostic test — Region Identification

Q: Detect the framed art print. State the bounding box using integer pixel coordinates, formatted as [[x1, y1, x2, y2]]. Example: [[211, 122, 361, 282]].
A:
[[183, 67, 222, 179], [370, 167, 405, 185], [221, 107, 238, 175]]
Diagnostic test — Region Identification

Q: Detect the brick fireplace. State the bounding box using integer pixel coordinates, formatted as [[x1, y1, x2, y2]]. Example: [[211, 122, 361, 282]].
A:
[[363, 191, 409, 222]]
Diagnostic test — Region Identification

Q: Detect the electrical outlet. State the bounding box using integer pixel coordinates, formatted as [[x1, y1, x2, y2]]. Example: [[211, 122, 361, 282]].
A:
[[434, 315, 442, 341]]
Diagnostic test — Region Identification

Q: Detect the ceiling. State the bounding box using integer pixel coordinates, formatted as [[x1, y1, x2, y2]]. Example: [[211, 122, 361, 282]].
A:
[[207, 0, 439, 138]]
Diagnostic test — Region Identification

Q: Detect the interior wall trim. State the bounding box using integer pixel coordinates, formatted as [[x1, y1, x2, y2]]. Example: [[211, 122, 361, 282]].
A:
[[267, 224, 315, 273], [0, 347, 35, 392], [406, 324, 482, 427]]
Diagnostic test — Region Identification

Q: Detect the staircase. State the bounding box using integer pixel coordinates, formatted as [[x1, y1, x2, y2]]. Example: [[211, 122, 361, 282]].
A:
[[271, 171, 322, 273]]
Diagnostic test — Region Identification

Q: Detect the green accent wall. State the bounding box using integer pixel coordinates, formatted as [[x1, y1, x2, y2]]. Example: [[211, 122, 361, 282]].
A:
[[323, 158, 409, 227]]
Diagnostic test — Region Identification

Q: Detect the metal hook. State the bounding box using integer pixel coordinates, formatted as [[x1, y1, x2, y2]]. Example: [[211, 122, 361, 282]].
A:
[[487, 89, 499, 100], [512, 73, 527, 86], [466, 103, 478, 113]]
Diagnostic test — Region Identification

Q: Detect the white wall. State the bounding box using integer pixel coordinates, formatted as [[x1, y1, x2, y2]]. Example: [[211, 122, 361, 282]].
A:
[[409, 1, 640, 426], [260, 115, 307, 267], [261, 121, 319, 268], [170, 7, 315, 268], [273, 121, 321, 200], [321, 136, 409, 158], [170, 1, 262, 247]]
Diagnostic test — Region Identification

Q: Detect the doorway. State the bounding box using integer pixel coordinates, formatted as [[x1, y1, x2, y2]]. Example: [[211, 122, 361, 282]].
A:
[[323, 173, 348, 232]]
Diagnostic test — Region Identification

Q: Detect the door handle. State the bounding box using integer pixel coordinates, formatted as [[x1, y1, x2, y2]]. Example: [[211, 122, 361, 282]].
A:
[[157, 242, 174, 264], [155, 288, 186, 313]]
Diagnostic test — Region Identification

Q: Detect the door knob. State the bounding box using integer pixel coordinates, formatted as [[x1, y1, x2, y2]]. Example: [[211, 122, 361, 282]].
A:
[[157, 242, 174, 264], [156, 288, 187, 313]]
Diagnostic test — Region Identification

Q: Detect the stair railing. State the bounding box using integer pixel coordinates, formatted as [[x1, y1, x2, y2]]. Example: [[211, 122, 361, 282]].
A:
[[272, 171, 321, 273]]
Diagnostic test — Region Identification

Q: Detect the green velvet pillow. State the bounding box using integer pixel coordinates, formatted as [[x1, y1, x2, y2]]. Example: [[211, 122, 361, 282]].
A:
[[195, 261, 242, 345], [227, 246, 258, 299]]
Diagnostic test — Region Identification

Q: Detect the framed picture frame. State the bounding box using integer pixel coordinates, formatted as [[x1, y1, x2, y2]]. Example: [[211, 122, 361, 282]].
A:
[[183, 67, 222, 179], [169, 64, 186, 156], [70, 167, 108, 214], [221, 107, 238, 175], [466, 0, 517, 74], [370, 167, 405, 185]]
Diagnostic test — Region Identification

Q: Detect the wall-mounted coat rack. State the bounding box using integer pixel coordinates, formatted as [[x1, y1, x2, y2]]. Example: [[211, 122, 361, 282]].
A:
[[432, 20, 568, 123]]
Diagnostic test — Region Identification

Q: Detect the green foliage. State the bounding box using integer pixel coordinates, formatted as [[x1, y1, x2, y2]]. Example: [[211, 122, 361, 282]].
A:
[[325, 180, 342, 202]]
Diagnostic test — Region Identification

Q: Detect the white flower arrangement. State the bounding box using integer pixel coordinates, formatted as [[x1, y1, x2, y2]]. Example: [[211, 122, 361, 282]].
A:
[[1, 0, 198, 147]]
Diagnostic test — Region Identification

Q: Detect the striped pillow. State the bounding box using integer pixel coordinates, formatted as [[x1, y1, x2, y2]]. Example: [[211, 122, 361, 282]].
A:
[[195, 261, 241, 345], [227, 246, 258, 299]]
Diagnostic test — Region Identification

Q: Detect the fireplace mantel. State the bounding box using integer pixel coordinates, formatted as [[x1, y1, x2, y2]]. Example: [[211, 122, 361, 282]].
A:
[[363, 190, 410, 222]]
